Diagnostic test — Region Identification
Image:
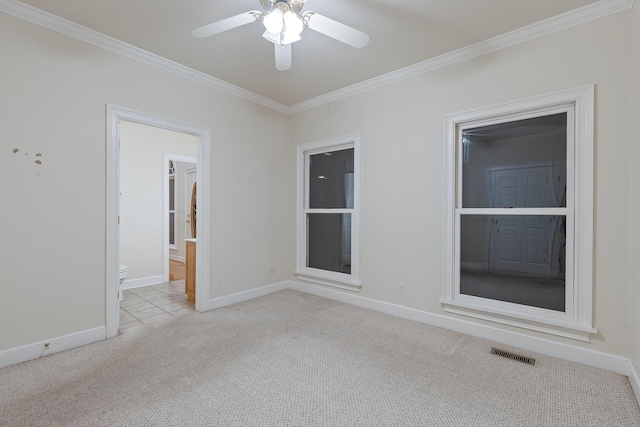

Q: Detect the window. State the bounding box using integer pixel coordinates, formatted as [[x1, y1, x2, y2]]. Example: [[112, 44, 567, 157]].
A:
[[296, 135, 361, 291], [442, 86, 596, 341]]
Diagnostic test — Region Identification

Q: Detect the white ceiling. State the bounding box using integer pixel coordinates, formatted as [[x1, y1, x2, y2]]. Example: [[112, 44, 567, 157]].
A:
[[14, 0, 602, 107]]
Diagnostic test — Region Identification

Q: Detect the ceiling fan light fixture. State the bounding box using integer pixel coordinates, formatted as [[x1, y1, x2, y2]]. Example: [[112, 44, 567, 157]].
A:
[[284, 11, 303, 37], [191, 0, 370, 71], [263, 8, 284, 34], [262, 30, 281, 44], [282, 31, 301, 45]]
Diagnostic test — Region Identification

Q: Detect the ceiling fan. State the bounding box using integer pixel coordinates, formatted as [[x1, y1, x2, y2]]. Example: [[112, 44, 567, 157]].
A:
[[191, 0, 369, 71]]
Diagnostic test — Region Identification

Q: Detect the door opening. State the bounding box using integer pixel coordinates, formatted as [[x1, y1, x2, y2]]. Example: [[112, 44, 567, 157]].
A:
[[106, 105, 211, 338]]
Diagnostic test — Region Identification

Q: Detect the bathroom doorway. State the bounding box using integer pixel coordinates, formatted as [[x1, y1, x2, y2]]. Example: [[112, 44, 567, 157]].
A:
[[106, 105, 211, 338]]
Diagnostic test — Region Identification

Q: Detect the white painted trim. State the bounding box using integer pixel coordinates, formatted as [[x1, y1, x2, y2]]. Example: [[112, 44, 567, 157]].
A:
[[0, 0, 631, 115], [0, 327, 105, 369], [629, 361, 640, 407], [294, 271, 362, 292], [120, 275, 164, 291], [194, 129, 211, 313], [207, 282, 288, 310], [0, 0, 289, 114], [441, 300, 594, 342], [287, 0, 634, 113], [106, 105, 212, 339]]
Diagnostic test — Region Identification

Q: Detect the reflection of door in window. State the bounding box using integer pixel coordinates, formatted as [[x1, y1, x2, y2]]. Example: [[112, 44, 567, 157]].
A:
[[489, 164, 564, 278]]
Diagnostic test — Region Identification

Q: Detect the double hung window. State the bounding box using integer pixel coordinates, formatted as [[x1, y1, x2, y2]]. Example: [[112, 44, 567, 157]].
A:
[[442, 87, 595, 341], [296, 135, 361, 291]]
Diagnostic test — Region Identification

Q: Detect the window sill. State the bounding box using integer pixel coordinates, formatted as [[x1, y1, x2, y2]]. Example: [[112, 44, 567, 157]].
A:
[[295, 269, 361, 292], [440, 298, 597, 342]]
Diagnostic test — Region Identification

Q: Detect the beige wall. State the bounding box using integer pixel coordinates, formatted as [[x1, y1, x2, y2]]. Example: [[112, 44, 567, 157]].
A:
[[0, 12, 291, 351], [289, 11, 634, 356], [119, 121, 197, 281], [630, 1, 640, 378]]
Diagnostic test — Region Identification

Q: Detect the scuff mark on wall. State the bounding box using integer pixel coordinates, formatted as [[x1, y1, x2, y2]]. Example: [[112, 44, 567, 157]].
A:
[[9, 146, 45, 176]]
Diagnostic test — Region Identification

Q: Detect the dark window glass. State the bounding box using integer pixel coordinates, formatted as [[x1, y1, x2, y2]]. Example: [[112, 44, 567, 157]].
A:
[[462, 113, 567, 208], [169, 213, 175, 245], [307, 213, 351, 274], [309, 148, 354, 209], [460, 214, 566, 311], [169, 177, 175, 210]]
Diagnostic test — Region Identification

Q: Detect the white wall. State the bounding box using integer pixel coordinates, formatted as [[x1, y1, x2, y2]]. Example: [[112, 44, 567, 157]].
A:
[[119, 121, 197, 282], [630, 1, 640, 383], [289, 11, 634, 357], [0, 11, 291, 351]]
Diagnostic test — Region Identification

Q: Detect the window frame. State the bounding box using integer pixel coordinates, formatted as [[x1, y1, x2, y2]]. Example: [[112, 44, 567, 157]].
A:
[[296, 134, 361, 291], [441, 86, 596, 341]]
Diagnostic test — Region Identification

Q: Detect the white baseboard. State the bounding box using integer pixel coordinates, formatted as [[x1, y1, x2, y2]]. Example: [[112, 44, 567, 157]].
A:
[[629, 360, 640, 407], [2, 279, 638, 408], [121, 275, 164, 291], [284, 280, 634, 377], [0, 326, 106, 369], [207, 282, 289, 310]]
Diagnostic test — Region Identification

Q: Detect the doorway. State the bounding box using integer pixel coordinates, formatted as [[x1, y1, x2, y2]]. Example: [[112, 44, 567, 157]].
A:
[[164, 154, 197, 283], [106, 105, 211, 338]]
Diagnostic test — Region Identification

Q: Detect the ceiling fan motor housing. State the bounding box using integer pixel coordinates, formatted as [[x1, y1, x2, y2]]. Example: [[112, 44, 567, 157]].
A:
[[260, 0, 304, 14]]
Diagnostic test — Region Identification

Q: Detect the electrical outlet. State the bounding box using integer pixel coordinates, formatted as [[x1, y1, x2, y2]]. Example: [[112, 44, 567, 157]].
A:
[[269, 267, 274, 275], [398, 282, 405, 294], [217, 275, 224, 286]]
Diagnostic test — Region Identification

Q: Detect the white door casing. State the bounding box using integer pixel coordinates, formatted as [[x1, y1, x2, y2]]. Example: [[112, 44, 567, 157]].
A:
[[106, 105, 211, 338]]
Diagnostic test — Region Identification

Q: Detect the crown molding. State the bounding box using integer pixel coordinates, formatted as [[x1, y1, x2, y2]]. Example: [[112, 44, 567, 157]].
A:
[[287, 0, 635, 114], [0, 0, 634, 115], [0, 0, 291, 114]]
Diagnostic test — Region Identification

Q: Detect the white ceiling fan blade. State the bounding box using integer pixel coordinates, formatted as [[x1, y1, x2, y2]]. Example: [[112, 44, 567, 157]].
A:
[[275, 43, 292, 71], [191, 11, 261, 38], [304, 12, 369, 48]]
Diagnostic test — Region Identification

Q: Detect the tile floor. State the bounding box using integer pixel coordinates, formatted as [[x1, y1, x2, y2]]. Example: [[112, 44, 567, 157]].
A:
[[119, 280, 194, 330]]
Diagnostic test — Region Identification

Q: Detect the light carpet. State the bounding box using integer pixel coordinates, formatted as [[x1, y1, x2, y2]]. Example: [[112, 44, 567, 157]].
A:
[[1, 290, 639, 426]]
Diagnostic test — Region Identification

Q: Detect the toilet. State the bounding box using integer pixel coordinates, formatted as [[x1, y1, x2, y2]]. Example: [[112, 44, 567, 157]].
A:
[[118, 264, 128, 301]]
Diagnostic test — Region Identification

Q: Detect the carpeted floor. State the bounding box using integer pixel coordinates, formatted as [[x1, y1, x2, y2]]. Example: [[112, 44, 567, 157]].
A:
[[1, 290, 639, 426]]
